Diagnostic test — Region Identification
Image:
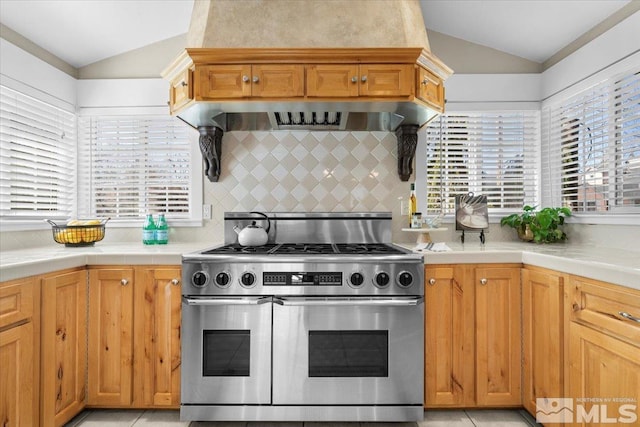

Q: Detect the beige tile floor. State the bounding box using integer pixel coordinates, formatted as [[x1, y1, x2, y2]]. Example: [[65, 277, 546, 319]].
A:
[[64, 409, 539, 427]]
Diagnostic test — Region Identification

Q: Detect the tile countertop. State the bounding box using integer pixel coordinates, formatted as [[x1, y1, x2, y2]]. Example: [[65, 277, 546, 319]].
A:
[[396, 241, 640, 291], [1, 241, 639, 292]]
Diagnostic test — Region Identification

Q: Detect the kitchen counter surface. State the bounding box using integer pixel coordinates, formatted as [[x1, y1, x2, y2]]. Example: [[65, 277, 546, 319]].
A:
[[0, 242, 211, 282], [397, 241, 640, 291], [1, 241, 639, 291]]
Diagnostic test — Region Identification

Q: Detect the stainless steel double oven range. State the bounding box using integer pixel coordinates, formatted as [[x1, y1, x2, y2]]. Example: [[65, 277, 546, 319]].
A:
[[181, 212, 424, 422]]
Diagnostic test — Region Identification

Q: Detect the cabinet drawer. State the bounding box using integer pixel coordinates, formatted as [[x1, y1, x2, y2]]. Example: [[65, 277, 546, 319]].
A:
[[306, 65, 359, 97], [417, 67, 444, 111], [0, 277, 35, 329], [359, 64, 413, 97], [569, 276, 640, 345], [169, 68, 192, 113], [196, 65, 252, 99]]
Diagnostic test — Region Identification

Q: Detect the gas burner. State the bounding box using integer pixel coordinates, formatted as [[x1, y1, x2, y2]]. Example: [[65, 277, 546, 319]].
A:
[[202, 244, 279, 255], [274, 243, 336, 254], [335, 244, 405, 255]]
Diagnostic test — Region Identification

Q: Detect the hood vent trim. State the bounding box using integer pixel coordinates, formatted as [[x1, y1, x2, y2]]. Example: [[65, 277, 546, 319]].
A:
[[271, 111, 346, 130]]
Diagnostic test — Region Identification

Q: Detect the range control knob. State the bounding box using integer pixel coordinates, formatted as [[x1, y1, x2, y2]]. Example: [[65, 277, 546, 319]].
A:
[[192, 271, 209, 288], [374, 272, 390, 288], [397, 271, 414, 288], [240, 271, 257, 288], [214, 271, 231, 288], [349, 272, 365, 287]]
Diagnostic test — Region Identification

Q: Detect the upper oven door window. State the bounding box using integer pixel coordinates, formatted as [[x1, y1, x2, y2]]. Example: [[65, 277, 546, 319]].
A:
[[308, 330, 388, 377], [203, 330, 251, 376]]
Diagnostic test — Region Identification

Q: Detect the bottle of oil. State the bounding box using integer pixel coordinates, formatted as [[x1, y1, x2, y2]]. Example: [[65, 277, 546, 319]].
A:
[[409, 183, 417, 227]]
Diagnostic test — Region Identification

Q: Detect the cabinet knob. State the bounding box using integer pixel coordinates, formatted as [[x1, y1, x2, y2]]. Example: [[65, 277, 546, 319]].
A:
[[428, 278, 436, 285], [422, 78, 429, 85], [252, 76, 259, 83], [121, 279, 129, 286], [171, 278, 180, 286], [480, 278, 487, 285], [242, 75, 250, 83], [361, 75, 367, 83], [351, 76, 358, 83], [180, 81, 188, 87]]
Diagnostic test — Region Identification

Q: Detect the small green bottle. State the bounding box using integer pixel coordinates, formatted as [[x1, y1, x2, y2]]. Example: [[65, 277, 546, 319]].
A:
[[155, 214, 168, 245], [142, 214, 156, 245]]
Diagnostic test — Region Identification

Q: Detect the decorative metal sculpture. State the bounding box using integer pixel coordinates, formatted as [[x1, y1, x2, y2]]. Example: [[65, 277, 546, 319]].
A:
[[198, 126, 223, 182], [395, 125, 419, 181]]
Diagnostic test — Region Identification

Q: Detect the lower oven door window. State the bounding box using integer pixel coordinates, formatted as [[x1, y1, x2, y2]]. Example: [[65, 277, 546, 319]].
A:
[[308, 331, 388, 377], [181, 297, 272, 404], [272, 297, 424, 405]]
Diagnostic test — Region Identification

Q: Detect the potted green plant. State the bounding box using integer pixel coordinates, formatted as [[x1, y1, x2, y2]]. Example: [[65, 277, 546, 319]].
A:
[[500, 205, 572, 243]]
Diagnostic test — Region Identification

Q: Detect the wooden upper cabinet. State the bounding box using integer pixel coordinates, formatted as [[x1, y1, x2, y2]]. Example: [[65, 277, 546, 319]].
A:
[[307, 65, 359, 97], [195, 64, 303, 99], [416, 66, 444, 111], [307, 64, 413, 98], [359, 64, 413, 97], [196, 64, 252, 99], [252, 65, 304, 98], [169, 68, 193, 113]]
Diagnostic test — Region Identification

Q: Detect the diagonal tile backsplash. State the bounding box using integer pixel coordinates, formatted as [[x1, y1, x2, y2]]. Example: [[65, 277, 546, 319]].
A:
[[204, 130, 411, 243]]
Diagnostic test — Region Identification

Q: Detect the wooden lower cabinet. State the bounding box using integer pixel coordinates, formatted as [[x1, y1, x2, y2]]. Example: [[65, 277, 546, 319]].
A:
[[424, 264, 521, 408], [87, 266, 181, 409], [566, 276, 640, 426], [0, 277, 39, 427], [133, 267, 181, 407], [522, 267, 566, 421], [40, 269, 87, 427]]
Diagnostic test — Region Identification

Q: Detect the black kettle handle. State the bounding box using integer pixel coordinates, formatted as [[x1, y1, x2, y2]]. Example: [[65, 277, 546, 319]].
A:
[[250, 211, 271, 234]]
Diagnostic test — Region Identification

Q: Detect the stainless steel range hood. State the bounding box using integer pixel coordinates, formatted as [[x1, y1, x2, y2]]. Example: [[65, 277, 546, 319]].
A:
[[162, 0, 453, 181]]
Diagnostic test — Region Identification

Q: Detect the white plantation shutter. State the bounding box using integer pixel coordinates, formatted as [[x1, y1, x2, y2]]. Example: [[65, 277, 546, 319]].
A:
[[542, 68, 639, 213], [424, 111, 539, 214], [0, 85, 76, 220], [78, 115, 193, 220]]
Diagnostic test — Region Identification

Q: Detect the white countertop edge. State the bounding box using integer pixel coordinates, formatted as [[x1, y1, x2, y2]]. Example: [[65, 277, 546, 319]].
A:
[[1, 242, 639, 292]]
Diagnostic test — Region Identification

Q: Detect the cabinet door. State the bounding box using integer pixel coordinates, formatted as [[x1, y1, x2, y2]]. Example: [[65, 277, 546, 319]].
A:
[[0, 322, 35, 427], [88, 268, 134, 406], [359, 64, 413, 97], [252, 65, 304, 98], [424, 265, 474, 407], [133, 267, 182, 407], [569, 323, 640, 426], [169, 68, 193, 113], [416, 67, 444, 111], [475, 266, 522, 406], [41, 270, 87, 427], [522, 268, 564, 419], [196, 65, 252, 99], [306, 65, 359, 97]]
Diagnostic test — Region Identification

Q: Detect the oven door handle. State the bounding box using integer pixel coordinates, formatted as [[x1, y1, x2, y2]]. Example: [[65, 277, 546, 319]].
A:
[[183, 296, 271, 306], [273, 296, 424, 307]]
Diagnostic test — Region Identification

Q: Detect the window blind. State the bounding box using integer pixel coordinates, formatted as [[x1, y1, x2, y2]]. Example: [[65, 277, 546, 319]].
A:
[[0, 85, 76, 220], [542, 68, 639, 213], [78, 116, 192, 220], [424, 111, 539, 215]]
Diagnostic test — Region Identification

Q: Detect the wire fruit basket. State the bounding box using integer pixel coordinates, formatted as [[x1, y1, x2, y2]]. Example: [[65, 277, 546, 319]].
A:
[[46, 218, 110, 247]]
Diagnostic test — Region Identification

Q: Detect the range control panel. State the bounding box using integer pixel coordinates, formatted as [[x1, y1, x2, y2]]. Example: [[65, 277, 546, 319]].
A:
[[264, 272, 342, 286]]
